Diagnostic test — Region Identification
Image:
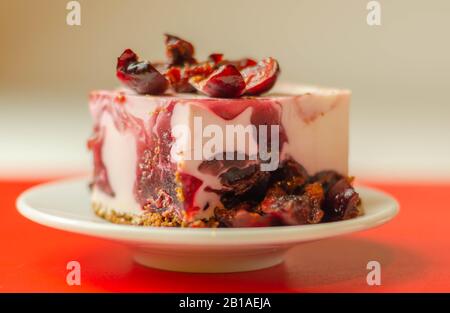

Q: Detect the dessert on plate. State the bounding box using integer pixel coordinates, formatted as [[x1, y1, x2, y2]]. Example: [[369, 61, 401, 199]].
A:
[[88, 34, 361, 227]]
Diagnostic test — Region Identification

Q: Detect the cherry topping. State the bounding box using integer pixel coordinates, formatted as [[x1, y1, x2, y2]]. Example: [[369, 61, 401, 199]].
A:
[[241, 57, 280, 96], [185, 61, 215, 78], [164, 66, 187, 92], [190, 64, 246, 98], [165, 66, 181, 83], [165, 34, 196, 65], [116, 36, 281, 97], [169, 62, 216, 93], [116, 49, 169, 95]]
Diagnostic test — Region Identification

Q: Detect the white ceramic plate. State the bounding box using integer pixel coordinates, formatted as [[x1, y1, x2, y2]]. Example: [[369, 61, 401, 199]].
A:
[[16, 178, 399, 273]]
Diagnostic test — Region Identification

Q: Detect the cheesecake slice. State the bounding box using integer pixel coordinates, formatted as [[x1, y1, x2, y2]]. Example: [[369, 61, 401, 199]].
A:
[[87, 35, 360, 227]]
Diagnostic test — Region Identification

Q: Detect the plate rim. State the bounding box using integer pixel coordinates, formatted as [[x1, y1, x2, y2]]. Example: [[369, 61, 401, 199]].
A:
[[16, 177, 399, 246]]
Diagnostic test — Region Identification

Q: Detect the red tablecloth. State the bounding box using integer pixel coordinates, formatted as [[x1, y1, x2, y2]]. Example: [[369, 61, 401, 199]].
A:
[[1, 179, 449, 292]]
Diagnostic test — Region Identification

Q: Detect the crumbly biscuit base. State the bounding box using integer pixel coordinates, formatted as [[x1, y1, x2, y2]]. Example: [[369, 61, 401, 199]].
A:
[[92, 202, 219, 228]]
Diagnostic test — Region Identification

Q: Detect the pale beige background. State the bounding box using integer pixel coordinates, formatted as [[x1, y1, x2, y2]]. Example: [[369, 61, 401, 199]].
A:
[[1, 0, 449, 180]]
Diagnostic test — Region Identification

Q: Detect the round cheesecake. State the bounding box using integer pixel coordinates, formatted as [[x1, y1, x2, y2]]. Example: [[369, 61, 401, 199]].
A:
[[88, 34, 360, 227], [88, 84, 358, 227]]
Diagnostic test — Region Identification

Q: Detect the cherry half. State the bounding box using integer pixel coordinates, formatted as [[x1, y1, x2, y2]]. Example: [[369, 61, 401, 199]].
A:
[[190, 64, 246, 98], [241, 57, 280, 96], [116, 49, 169, 95]]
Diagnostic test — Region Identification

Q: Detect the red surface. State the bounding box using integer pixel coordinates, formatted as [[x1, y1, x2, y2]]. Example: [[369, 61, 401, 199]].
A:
[[1, 178, 449, 292]]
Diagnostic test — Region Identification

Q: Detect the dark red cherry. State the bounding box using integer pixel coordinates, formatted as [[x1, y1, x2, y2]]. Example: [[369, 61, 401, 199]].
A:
[[116, 49, 169, 95], [165, 34, 196, 65], [190, 64, 246, 98], [117, 48, 138, 70], [241, 57, 280, 96], [323, 178, 360, 221]]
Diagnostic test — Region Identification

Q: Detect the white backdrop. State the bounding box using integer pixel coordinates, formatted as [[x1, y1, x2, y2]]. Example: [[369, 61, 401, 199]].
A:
[[1, 0, 449, 180]]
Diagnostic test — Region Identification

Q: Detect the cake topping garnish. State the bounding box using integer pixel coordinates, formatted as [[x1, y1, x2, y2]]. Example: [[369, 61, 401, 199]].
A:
[[241, 57, 280, 96], [116, 49, 169, 95], [116, 34, 280, 98], [189, 64, 246, 98]]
